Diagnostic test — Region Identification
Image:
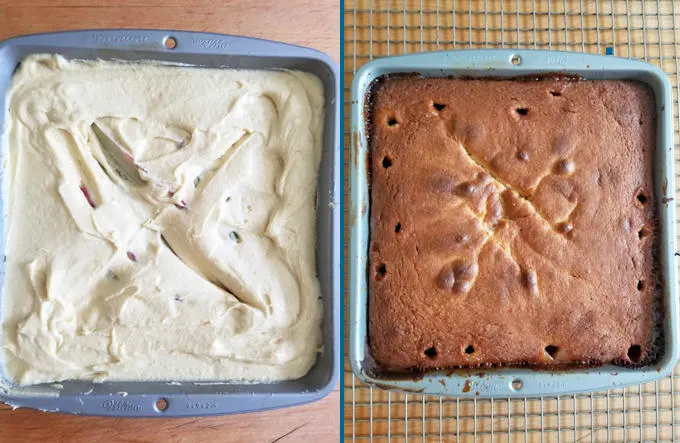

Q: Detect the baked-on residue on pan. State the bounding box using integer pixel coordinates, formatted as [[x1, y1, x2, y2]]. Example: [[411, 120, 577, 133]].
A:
[[366, 74, 662, 373]]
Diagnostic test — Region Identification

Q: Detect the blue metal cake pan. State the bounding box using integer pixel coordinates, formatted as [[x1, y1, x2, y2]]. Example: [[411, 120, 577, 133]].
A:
[[349, 49, 678, 397], [0, 29, 340, 416]]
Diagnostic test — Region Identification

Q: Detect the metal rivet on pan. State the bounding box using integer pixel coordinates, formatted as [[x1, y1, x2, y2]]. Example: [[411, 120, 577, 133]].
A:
[[155, 398, 169, 412], [511, 54, 521, 65], [511, 379, 523, 391], [164, 37, 177, 50]]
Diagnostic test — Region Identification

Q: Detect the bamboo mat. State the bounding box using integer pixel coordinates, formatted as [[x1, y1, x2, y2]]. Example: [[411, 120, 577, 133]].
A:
[[344, 1, 680, 441]]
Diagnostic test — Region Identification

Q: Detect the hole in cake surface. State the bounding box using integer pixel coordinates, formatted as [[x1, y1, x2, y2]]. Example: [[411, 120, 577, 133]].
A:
[[545, 345, 559, 359], [433, 103, 446, 111], [395, 222, 402, 233], [636, 192, 649, 205], [637, 280, 644, 291], [387, 117, 399, 127], [382, 156, 393, 168], [464, 345, 475, 354], [549, 90, 562, 97], [627, 344, 643, 362], [638, 226, 649, 240], [375, 263, 387, 280], [557, 222, 574, 236], [511, 379, 523, 390], [424, 346, 438, 358], [515, 107, 529, 116]]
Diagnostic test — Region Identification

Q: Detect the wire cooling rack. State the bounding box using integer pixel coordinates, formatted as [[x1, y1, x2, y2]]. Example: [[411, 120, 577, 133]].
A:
[[344, 0, 680, 441]]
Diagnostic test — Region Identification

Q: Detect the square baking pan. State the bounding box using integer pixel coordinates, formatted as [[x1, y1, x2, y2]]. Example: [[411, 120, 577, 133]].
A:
[[349, 49, 678, 397], [0, 30, 340, 416]]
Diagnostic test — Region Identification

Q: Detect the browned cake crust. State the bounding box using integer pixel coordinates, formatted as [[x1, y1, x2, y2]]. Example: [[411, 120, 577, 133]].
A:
[[367, 76, 660, 372]]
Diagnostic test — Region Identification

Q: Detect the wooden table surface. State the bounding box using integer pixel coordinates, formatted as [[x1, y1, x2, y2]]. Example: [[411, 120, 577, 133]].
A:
[[0, 1, 340, 442]]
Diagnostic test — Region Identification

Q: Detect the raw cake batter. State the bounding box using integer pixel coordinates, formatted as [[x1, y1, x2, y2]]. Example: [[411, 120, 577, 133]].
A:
[[0, 55, 324, 384]]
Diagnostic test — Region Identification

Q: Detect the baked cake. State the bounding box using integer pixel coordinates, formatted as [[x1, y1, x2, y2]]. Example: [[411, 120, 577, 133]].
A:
[[367, 75, 660, 371]]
